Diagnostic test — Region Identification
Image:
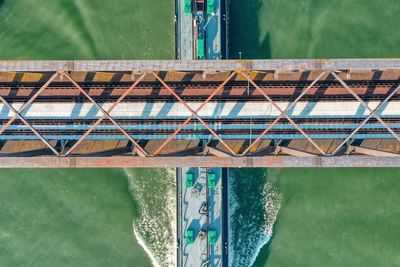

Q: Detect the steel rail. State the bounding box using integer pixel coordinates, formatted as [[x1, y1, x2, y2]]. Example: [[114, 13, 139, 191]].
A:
[[331, 83, 400, 155], [1, 79, 398, 87], [331, 72, 400, 146], [0, 72, 60, 134], [0, 95, 60, 155], [239, 71, 327, 155], [152, 71, 237, 156], [6, 128, 396, 135], [64, 72, 148, 156], [62, 72, 148, 157], [0, 117, 398, 125], [242, 71, 326, 155]]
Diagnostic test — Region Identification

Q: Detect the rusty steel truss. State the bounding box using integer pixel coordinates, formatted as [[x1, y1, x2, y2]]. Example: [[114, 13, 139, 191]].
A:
[[0, 59, 400, 167]]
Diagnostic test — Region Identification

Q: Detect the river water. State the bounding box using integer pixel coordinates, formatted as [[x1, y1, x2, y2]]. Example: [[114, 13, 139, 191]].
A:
[[1, 0, 400, 267]]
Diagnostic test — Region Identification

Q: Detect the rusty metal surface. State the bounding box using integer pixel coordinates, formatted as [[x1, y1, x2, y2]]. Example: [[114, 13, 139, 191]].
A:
[[1, 59, 400, 72], [0, 60, 399, 167], [0, 156, 398, 168]]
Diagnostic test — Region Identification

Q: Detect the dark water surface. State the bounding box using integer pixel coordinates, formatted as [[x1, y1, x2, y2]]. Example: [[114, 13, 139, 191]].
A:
[[229, 0, 400, 59], [228, 1, 400, 266]]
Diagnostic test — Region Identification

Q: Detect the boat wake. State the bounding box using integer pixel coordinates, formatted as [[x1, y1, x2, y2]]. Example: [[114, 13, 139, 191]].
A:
[[228, 168, 281, 267], [124, 168, 176, 267]]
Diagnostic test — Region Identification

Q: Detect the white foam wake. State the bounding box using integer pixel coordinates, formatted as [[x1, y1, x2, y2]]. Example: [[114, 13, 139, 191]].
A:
[[124, 168, 176, 267], [228, 168, 281, 267], [133, 226, 162, 267]]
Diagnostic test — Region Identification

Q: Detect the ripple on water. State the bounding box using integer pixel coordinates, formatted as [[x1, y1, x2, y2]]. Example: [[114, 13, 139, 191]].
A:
[[124, 168, 176, 267], [229, 168, 281, 267]]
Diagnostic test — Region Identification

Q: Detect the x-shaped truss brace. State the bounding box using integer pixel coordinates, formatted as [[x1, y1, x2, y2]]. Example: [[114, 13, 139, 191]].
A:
[[152, 71, 237, 156], [330, 71, 400, 155], [239, 70, 327, 156], [3, 69, 398, 158], [0, 71, 149, 157], [0, 71, 61, 155], [62, 72, 148, 157]]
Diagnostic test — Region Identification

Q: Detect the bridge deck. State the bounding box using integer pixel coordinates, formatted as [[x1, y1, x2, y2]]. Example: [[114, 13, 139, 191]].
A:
[[0, 156, 397, 168], [0, 60, 399, 166], [1, 59, 400, 72]]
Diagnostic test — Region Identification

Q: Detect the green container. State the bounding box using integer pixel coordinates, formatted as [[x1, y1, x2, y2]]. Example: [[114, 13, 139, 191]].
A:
[[184, 0, 192, 15], [208, 173, 216, 189], [209, 229, 216, 245], [207, 0, 214, 15], [185, 229, 194, 244], [197, 39, 205, 59], [185, 173, 193, 188]]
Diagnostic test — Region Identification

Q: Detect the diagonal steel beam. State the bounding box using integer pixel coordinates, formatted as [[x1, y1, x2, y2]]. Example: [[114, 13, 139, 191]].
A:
[[151, 71, 237, 156], [242, 71, 326, 155], [332, 72, 400, 140], [64, 72, 148, 156], [239, 71, 326, 155], [0, 72, 60, 134], [62, 72, 148, 157], [0, 95, 59, 155], [331, 77, 400, 155], [331, 72, 400, 147]]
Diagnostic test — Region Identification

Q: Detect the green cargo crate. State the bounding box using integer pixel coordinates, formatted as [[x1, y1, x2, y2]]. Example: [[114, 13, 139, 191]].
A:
[[197, 39, 205, 59], [186, 173, 193, 188], [209, 229, 216, 245], [208, 173, 216, 189], [184, 0, 192, 15], [207, 0, 214, 15], [185, 229, 194, 244]]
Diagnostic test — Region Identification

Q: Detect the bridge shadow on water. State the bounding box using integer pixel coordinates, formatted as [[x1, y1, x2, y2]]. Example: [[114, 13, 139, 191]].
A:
[[228, 0, 271, 59]]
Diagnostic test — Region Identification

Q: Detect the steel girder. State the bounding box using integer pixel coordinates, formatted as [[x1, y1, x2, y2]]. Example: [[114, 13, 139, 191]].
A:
[[0, 68, 399, 158]]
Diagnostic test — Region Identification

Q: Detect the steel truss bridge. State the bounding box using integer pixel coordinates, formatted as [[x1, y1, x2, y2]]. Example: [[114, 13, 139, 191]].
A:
[[0, 59, 400, 167]]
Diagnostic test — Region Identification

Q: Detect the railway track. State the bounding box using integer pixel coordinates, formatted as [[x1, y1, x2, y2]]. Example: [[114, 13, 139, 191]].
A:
[[3, 120, 399, 135], [0, 117, 398, 125], [0, 80, 399, 102]]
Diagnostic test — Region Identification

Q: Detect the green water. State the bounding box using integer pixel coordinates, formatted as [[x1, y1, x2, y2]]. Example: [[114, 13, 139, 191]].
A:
[[252, 168, 400, 267], [0, 169, 152, 266], [0, 168, 176, 267], [229, 0, 400, 59], [227, 1, 400, 266], [1, 0, 400, 266], [0, 0, 175, 266], [0, 0, 174, 59]]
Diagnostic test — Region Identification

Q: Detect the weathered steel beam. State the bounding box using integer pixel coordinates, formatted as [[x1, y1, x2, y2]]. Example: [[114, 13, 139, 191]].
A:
[[1, 59, 400, 72], [242, 71, 326, 155], [276, 146, 317, 157], [348, 146, 400, 157], [331, 72, 400, 155], [240, 71, 326, 155], [204, 146, 231, 157], [0, 156, 398, 168], [63, 72, 148, 156], [151, 71, 236, 156], [62, 72, 148, 157]]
